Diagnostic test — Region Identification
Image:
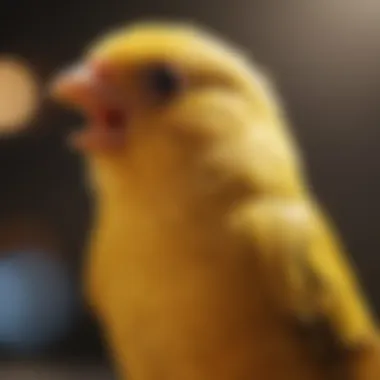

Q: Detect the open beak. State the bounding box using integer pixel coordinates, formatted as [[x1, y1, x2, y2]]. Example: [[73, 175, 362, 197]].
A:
[[49, 61, 127, 152]]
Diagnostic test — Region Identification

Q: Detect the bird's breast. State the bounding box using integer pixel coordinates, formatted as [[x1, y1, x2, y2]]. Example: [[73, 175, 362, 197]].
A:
[[86, 197, 325, 380]]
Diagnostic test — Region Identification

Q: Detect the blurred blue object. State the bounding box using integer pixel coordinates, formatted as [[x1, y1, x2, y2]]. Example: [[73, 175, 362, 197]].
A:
[[0, 250, 79, 355]]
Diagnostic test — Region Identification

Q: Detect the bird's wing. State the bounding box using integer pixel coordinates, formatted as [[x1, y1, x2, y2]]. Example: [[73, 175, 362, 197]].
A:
[[235, 198, 379, 374]]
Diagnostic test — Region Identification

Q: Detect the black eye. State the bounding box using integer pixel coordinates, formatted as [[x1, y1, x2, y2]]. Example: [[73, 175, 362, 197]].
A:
[[143, 63, 183, 101]]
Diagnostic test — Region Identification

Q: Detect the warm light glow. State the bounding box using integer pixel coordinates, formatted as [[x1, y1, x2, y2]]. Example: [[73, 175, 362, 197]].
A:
[[0, 57, 40, 134]]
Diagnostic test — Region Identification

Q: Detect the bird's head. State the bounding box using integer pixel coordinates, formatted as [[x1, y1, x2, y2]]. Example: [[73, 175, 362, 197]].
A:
[[50, 21, 301, 198]]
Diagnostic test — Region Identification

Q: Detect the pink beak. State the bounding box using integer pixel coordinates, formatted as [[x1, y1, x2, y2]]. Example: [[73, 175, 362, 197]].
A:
[[49, 61, 127, 152]]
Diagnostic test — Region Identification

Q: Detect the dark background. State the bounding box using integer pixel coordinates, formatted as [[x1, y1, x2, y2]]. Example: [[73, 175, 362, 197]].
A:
[[0, 0, 379, 363]]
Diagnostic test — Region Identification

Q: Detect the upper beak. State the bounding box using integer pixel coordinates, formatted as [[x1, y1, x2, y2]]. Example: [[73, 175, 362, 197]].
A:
[[49, 63, 97, 108]]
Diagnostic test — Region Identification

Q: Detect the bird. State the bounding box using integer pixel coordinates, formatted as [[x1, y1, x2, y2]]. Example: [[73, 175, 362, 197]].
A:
[[50, 21, 380, 380]]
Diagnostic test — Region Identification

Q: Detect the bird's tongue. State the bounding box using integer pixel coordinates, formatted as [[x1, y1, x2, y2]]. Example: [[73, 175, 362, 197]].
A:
[[69, 106, 127, 152]]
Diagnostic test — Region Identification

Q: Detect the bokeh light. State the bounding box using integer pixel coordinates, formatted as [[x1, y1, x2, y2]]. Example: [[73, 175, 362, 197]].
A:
[[0, 57, 40, 134], [0, 250, 80, 355]]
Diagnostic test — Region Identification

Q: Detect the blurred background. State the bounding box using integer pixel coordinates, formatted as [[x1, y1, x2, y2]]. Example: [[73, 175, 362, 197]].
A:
[[0, 0, 379, 378]]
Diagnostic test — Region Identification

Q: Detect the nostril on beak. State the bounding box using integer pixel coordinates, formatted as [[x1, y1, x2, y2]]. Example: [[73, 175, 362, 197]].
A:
[[89, 59, 113, 82]]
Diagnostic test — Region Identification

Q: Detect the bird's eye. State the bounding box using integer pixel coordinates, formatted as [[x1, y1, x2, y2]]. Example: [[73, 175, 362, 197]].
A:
[[142, 63, 183, 101]]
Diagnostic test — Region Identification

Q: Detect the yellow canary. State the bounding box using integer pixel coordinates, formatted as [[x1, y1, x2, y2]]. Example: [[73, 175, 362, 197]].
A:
[[50, 21, 380, 380]]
